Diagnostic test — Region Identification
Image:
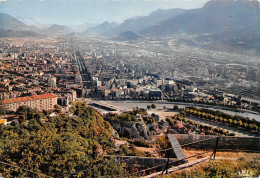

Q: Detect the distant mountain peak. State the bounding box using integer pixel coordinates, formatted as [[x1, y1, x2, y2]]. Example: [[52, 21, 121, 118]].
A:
[[0, 13, 33, 31], [113, 31, 142, 41], [85, 21, 119, 36], [42, 24, 72, 34]]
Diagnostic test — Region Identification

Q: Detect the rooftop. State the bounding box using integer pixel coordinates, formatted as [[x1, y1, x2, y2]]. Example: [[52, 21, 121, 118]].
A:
[[1, 94, 57, 104], [0, 119, 7, 124]]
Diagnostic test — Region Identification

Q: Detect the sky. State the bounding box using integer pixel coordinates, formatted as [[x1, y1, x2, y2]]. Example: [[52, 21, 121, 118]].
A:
[[0, 0, 209, 25]]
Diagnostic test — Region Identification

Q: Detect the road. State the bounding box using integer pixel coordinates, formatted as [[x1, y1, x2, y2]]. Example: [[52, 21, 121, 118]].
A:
[[76, 51, 92, 89]]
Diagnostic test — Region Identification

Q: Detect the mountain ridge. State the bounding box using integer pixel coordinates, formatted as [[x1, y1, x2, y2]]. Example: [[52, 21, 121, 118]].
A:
[[0, 13, 34, 31], [113, 31, 142, 41], [42, 24, 72, 34], [104, 8, 186, 37], [86, 21, 119, 36], [140, 0, 260, 36]]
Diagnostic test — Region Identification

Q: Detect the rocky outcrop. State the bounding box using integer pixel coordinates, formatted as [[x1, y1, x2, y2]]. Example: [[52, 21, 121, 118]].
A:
[[110, 120, 155, 139]]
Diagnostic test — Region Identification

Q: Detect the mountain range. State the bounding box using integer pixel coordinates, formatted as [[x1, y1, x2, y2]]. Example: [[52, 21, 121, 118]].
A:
[[0, 0, 260, 54], [0, 13, 75, 37], [42, 24, 72, 34], [2, 0, 260, 38], [113, 31, 142, 41], [0, 13, 33, 31], [104, 8, 186, 37], [140, 0, 260, 36], [86, 22, 119, 36]]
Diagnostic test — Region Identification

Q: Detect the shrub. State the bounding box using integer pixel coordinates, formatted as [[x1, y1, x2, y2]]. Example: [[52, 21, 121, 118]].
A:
[[133, 139, 153, 148], [170, 158, 260, 178]]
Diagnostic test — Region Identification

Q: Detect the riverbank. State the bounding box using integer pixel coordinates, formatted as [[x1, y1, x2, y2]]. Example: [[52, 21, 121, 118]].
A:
[[101, 100, 260, 122]]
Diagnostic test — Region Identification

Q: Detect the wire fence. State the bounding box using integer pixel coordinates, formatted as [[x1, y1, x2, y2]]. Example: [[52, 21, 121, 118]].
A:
[[134, 150, 212, 176]]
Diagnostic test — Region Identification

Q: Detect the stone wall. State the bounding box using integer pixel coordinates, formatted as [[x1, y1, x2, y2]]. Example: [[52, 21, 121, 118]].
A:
[[174, 134, 260, 151]]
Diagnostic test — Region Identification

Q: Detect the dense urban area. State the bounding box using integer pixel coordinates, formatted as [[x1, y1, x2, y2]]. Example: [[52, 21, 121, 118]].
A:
[[0, 36, 259, 111], [0, 34, 259, 177], [0, 0, 260, 177]]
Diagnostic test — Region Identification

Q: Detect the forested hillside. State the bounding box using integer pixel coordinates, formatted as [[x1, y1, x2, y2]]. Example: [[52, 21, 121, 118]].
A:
[[0, 102, 127, 177]]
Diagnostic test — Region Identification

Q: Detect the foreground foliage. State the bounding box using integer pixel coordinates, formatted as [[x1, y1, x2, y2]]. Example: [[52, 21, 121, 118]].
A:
[[166, 156, 260, 178], [0, 102, 128, 177]]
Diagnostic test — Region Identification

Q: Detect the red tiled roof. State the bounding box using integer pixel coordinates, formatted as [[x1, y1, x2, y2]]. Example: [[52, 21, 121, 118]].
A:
[[0, 119, 7, 124], [1, 94, 57, 104]]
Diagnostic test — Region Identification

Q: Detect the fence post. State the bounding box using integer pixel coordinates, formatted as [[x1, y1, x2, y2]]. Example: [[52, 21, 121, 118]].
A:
[[210, 137, 219, 160], [161, 157, 169, 175], [166, 157, 169, 174]]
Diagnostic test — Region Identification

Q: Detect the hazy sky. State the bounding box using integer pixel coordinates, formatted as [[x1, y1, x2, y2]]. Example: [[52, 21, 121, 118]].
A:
[[0, 0, 209, 25]]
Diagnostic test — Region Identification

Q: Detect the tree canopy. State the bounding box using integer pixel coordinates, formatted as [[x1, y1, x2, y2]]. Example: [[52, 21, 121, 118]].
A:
[[0, 102, 128, 177]]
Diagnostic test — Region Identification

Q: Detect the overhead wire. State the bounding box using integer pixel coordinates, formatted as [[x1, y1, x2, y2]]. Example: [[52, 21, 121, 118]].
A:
[[134, 150, 212, 175]]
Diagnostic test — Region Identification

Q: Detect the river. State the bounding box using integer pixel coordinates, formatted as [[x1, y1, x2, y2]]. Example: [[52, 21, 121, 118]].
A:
[[100, 100, 260, 122]]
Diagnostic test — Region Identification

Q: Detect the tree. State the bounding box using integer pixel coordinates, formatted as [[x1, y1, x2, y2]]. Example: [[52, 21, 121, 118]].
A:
[[147, 105, 151, 110], [166, 118, 174, 127], [180, 111, 186, 117], [54, 104, 62, 113], [151, 104, 156, 109], [0, 102, 128, 177], [16, 105, 43, 121], [155, 135, 174, 158], [238, 120, 243, 127], [173, 105, 179, 111], [244, 122, 248, 129]]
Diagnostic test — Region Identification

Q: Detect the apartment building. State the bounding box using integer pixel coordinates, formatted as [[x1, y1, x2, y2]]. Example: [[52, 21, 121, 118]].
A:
[[1, 94, 57, 112]]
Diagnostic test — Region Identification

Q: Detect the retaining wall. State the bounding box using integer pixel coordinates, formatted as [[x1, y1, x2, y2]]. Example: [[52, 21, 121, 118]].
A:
[[174, 134, 260, 151]]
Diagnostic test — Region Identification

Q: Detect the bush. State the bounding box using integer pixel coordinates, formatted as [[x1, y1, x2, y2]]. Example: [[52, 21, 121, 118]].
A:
[[155, 135, 175, 158], [133, 139, 153, 148], [170, 158, 260, 178], [166, 117, 174, 127], [143, 116, 155, 124], [119, 144, 146, 157]]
